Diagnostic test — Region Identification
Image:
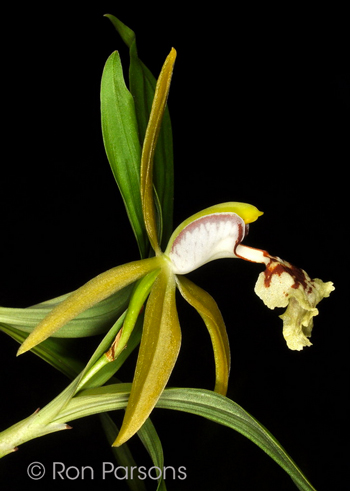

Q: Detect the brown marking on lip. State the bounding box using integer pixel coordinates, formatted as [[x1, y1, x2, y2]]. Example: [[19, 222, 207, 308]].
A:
[[264, 257, 313, 293]]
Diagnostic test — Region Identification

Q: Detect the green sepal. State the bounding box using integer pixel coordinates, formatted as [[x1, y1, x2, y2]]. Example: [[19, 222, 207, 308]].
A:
[[140, 48, 176, 255], [105, 14, 174, 250], [114, 269, 181, 446], [16, 258, 161, 355]]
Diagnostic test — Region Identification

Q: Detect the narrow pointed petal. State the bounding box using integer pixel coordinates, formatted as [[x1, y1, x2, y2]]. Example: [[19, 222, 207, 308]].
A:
[[108, 268, 161, 361], [17, 257, 163, 356], [140, 48, 177, 254], [176, 276, 230, 396], [114, 269, 181, 446]]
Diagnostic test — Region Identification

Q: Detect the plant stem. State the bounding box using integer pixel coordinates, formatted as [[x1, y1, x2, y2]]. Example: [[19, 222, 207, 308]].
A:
[[0, 408, 70, 458]]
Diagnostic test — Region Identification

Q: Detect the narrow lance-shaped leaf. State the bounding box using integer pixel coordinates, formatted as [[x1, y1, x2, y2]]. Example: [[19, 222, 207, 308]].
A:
[[100, 410, 167, 491], [1, 314, 167, 482], [140, 48, 177, 255], [0, 323, 85, 380], [101, 50, 148, 258], [136, 423, 167, 491], [105, 14, 174, 249], [157, 389, 316, 491], [0, 284, 133, 338], [55, 386, 316, 491], [99, 414, 148, 491]]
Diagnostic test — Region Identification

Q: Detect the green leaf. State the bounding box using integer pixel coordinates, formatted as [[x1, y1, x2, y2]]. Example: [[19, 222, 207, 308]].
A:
[[99, 414, 148, 491], [134, 417, 167, 491], [77, 314, 143, 391], [0, 323, 84, 379], [158, 389, 316, 491], [0, 284, 133, 338], [105, 14, 174, 250], [101, 50, 148, 258], [0, 294, 136, 387], [1, 317, 164, 485], [53, 383, 131, 422], [54, 386, 316, 491], [100, 412, 167, 491], [17, 258, 160, 355]]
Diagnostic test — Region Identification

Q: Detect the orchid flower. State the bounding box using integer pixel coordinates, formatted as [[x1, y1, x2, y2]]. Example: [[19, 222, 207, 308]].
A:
[[16, 47, 334, 449]]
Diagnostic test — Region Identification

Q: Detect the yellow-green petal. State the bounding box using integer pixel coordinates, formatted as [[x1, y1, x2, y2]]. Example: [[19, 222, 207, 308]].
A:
[[176, 275, 230, 396], [114, 268, 181, 446], [108, 268, 161, 361], [140, 48, 177, 255], [17, 257, 163, 356]]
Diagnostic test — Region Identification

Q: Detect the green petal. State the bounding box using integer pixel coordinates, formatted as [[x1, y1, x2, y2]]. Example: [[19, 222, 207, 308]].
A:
[[176, 276, 230, 395], [140, 49, 176, 254], [114, 268, 181, 446], [107, 269, 161, 361], [17, 257, 162, 356]]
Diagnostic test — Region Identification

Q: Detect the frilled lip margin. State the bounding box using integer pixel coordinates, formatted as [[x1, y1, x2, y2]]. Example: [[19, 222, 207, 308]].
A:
[[252, 252, 335, 351]]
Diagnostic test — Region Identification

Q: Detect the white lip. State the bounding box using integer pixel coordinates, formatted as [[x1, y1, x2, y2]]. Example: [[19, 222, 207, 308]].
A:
[[168, 213, 246, 274]]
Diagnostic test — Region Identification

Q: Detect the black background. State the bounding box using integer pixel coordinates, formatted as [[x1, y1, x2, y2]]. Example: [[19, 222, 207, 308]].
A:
[[1, 3, 348, 490]]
